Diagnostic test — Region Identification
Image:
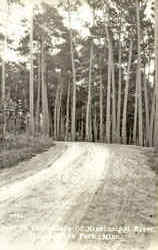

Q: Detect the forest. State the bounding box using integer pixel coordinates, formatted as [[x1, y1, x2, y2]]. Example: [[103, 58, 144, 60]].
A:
[[0, 0, 158, 148], [0, 2, 158, 249]]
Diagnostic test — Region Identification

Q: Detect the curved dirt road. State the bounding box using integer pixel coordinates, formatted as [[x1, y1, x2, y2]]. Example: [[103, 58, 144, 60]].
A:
[[0, 143, 110, 250], [0, 142, 157, 250]]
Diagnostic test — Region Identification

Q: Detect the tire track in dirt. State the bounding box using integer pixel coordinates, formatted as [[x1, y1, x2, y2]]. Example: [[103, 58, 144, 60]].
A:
[[66, 145, 158, 250], [0, 143, 157, 250], [0, 142, 110, 250]]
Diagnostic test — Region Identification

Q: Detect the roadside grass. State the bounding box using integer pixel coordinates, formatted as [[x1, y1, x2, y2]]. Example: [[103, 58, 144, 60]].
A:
[[0, 134, 54, 169], [150, 149, 158, 176], [143, 147, 158, 186]]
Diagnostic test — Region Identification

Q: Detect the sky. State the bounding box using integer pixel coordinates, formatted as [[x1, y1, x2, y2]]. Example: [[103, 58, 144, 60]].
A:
[[0, 0, 92, 61], [0, 0, 92, 62], [0, 0, 153, 63]]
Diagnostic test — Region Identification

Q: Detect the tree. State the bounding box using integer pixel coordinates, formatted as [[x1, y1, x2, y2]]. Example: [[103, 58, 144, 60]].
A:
[[35, 49, 41, 134], [143, 65, 150, 146], [122, 40, 133, 144], [136, 0, 143, 146], [154, 0, 158, 146], [105, 24, 112, 143], [99, 64, 103, 142], [116, 8, 122, 143], [29, 4, 35, 135], [41, 36, 49, 135], [65, 73, 71, 140], [85, 38, 93, 141], [0, 0, 9, 140], [67, 0, 77, 141]]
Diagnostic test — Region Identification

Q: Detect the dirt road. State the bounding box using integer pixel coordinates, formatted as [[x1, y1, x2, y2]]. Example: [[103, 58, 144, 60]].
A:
[[0, 142, 157, 250]]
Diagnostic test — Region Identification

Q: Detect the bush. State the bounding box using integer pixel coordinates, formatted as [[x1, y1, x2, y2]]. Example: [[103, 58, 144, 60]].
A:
[[0, 134, 54, 169], [145, 147, 158, 186]]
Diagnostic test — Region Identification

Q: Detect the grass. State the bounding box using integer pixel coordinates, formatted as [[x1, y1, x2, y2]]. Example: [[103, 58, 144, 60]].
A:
[[0, 134, 55, 169], [151, 148, 158, 176], [143, 147, 158, 185]]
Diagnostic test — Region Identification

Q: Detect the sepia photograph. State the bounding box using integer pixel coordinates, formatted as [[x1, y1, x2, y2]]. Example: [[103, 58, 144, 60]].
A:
[[0, 0, 158, 249]]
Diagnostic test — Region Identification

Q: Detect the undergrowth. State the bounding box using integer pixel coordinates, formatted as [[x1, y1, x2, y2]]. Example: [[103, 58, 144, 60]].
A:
[[143, 147, 158, 186], [0, 134, 54, 169]]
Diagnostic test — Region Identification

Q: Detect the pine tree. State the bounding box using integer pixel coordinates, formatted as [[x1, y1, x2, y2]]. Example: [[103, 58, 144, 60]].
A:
[[29, 4, 35, 136], [154, 0, 158, 146]]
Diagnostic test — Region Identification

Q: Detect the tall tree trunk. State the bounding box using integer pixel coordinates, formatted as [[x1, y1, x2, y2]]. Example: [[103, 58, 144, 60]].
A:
[[149, 86, 155, 147], [1, 0, 8, 140], [154, 0, 158, 146], [111, 57, 116, 142], [133, 74, 138, 144], [99, 70, 103, 142], [57, 80, 63, 139], [65, 78, 71, 141], [116, 10, 122, 144], [105, 26, 112, 143], [143, 66, 150, 146], [93, 102, 97, 142], [81, 105, 84, 140], [29, 5, 35, 136], [54, 84, 60, 140], [41, 38, 49, 136], [67, 0, 76, 141], [104, 16, 116, 143], [116, 40, 122, 143], [122, 40, 133, 144], [2, 28, 7, 102], [86, 40, 93, 141], [60, 106, 64, 140], [136, 0, 143, 146], [29, 5, 34, 136], [35, 52, 41, 134], [2, 32, 7, 140]]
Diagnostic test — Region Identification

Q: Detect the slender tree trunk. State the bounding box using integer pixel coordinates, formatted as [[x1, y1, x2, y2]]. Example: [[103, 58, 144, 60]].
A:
[[104, 17, 116, 143], [1, 0, 8, 140], [29, 5, 35, 136], [99, 70, 103, 142], [54, 84, 60, 140], [116, 10, 122, 143], [147, 51, 151, 84], [136, 0, 143, 146], [60, 106, 64, 140], [65, 78, 71, 141], [122, 40, 133, 144], [93, 102, 97, 142], [2, 33, 7, 140], [86, 40, 93, 141], [49, 109, 53, 136], [149, 86, 155, 147], [105, 26, 112, 143], [35, 52, 41, 134], [116, 40, 122, 143], [2, 31, 7, 102], [154, 0, 158, 146], [111, 57, 116, 142], [133, 74, 138, 144], [41, 38, 49, 136], [143, 66, 150, 146], [81, 105, 84, 140], [54, 73, 63, 140], [67, 0, 76, 141], [57, 80, 63, 139]]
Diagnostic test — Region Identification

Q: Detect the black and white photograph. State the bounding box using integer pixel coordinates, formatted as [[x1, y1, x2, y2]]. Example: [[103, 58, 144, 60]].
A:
[[0, 0, 158, 249]]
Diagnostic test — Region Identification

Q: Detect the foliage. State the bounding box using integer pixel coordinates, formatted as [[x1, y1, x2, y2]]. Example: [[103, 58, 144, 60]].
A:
[[0, 134, 54, 168], [0, 0, 156, 146]]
